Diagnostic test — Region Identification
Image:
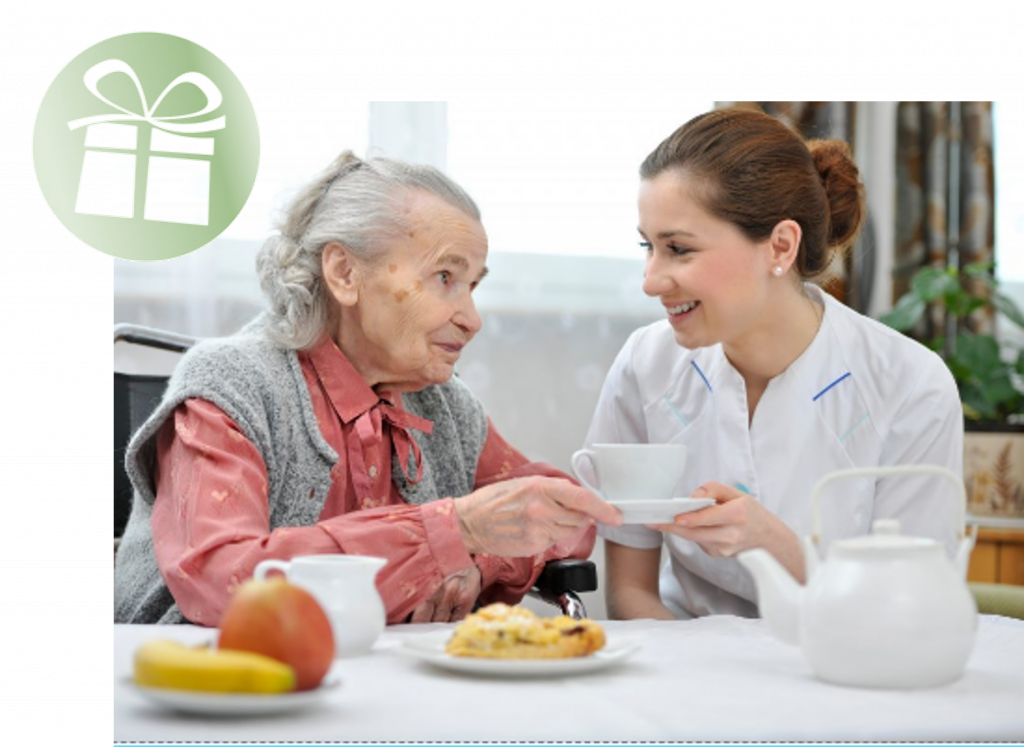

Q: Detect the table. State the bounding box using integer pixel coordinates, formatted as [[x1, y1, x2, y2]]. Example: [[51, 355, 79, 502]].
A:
[[115, 615, 1024, 742]]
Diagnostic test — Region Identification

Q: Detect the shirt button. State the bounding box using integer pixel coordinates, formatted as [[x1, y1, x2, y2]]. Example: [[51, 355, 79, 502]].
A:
[[368, 465, 378, 478]]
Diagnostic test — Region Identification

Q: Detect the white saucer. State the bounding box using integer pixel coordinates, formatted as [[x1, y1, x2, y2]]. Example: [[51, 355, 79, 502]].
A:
[[608, 497, 715, 524], [127, 676, 340, 716]]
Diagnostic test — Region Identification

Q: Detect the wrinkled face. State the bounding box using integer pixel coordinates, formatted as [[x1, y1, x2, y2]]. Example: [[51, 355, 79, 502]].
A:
[[638, 171, 774, 351], [339, 191, 488, 392]]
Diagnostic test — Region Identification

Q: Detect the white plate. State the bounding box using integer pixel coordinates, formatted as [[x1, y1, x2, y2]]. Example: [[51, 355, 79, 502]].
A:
[[397, 631, 639, 677], [609, 497, 715, 524], [127, 676, 340, 716]]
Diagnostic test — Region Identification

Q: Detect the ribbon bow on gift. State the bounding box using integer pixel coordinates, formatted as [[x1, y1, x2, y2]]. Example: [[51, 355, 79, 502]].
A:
[[67, 58, 226, 134]]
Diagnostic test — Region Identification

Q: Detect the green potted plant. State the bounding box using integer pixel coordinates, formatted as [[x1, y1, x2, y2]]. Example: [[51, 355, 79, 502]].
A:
[[881, 260, 1024, 520]]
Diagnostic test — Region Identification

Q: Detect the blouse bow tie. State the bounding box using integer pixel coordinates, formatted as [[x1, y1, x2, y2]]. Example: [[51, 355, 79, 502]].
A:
[[348, 398, 434, 500]]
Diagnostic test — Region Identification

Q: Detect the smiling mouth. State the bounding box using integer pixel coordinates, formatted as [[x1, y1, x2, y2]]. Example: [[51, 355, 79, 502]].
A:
[[666, 301, 700, 317]]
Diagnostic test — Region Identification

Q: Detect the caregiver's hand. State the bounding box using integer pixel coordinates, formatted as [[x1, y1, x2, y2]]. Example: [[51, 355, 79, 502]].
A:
[[410, 566, 482, 623], [455, 476, 622, 557], [648, 481, 805, 582]]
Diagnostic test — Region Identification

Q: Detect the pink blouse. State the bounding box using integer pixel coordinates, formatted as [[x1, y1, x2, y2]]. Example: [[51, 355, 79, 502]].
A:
[[150, 335, 594, 626]]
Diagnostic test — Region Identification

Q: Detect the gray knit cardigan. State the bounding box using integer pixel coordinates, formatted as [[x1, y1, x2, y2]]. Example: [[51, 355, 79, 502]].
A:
[[113, 317, 488, 624]]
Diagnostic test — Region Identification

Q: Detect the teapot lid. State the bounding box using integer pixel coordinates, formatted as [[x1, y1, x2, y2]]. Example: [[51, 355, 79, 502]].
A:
[[830, 519, 944, 556]]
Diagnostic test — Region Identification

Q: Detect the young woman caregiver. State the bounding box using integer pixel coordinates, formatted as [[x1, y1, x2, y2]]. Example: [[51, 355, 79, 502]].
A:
[[588, 108, 963, 621]]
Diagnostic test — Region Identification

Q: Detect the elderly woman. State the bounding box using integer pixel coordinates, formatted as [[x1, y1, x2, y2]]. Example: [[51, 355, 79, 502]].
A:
[[114, 152, 621, 625]]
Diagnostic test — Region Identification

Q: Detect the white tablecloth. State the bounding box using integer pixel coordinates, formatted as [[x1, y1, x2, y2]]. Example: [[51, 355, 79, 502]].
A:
[[114, 615, 1024, 741]]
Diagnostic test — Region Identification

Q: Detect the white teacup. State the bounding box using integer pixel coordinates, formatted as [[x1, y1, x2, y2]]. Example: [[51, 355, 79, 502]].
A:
[[571, 443, 688, 503], [254, 554, 387, 659]]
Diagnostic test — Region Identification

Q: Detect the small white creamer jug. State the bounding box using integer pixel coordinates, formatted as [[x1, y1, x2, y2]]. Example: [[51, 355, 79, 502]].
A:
[[255, 554, 387, 658]]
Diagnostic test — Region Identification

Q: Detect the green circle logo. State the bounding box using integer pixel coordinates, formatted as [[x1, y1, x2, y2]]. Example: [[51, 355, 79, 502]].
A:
[[34, 32, 259, 260]]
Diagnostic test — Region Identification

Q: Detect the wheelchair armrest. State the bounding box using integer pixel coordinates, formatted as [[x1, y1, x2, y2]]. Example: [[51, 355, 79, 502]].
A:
[[528, 559, 598, 620], [535, 559, 597, 595]]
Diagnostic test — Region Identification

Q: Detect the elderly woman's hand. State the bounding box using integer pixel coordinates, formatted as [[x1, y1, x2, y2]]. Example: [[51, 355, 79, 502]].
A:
[[454, 476, 622, 557], [409, 566, 482, 623]]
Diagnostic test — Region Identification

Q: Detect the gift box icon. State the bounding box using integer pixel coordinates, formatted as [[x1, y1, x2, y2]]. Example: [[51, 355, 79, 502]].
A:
[[68, 59, 226, 226]]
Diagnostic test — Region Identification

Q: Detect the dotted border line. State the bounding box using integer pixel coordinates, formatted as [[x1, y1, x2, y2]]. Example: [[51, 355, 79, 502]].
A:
[[108, 737, 1019, 741]]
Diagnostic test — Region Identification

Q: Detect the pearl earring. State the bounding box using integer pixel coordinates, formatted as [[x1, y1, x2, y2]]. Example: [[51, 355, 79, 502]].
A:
[[773, 267, 783, 277]]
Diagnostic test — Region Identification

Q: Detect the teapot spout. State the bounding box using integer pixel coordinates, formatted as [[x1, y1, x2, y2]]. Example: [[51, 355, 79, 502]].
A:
[[738, 549, 803, 646]]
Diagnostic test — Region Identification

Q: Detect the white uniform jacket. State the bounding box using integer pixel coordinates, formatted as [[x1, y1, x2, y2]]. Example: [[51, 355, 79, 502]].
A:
[[591, 285, 963, 619]]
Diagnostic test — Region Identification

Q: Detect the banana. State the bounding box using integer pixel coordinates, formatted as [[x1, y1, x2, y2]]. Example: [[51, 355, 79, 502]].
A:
[[133, 639, 296, 694]]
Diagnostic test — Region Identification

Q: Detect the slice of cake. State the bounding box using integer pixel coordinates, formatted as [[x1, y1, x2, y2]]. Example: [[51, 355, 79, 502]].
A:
[[445, 603, 606, 659]]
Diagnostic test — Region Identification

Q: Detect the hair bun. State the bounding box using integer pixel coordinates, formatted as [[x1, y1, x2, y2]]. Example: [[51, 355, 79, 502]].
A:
[[807, 139, 865, 251]]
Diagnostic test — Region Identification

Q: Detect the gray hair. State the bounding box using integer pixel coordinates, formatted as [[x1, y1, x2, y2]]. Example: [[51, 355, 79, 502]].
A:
[[256, 151, 482, 349]]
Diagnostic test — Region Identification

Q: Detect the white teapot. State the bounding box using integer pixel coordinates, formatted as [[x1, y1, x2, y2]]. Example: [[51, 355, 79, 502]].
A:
[[738, 465, 978, 689]]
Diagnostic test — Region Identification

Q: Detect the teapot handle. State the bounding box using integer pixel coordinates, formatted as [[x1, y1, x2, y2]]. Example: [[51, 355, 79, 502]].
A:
[[810, 464, 968, 548]]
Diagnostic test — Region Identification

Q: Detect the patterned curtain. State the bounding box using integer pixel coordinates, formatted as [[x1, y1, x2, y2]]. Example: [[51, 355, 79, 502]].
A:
[[894, 102, 995, 337], [725, 102, 863, 309]]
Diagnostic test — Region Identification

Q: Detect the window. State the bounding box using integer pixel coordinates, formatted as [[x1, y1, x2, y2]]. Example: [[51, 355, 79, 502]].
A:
[[994, 102, 1024, 351], [115, 100, 713, 327], [995, 101, 1024, 283], [446, 99, 711, 313], [448, 99, 712, 259]]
